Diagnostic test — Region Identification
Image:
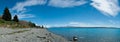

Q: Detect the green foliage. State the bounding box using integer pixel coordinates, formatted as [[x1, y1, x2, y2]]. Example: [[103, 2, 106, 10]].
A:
[[13, 15, 19, 22], [0, 7, 42, 28], [28, 21, 36, 27], [2, 7, 12, 21], [0, 19, 5, 23]]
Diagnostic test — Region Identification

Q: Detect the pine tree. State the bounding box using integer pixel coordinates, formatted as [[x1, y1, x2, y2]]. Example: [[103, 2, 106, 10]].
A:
[[2, 7, 12, 21], [13, 15, 19, 22]]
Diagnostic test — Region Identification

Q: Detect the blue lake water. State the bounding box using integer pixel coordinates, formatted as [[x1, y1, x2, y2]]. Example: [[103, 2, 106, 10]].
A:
[[47, 27, 120, 42]]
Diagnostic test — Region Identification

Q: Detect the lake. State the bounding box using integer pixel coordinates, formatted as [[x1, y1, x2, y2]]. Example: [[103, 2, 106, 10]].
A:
[[47, 27, 120, 42]]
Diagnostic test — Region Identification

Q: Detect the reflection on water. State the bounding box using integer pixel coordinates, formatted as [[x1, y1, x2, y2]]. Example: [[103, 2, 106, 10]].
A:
[[48, 27, 120, 42]]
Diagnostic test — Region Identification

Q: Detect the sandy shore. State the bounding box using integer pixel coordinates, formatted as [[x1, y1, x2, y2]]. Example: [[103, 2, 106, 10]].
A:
[[0, 28, 71, 42]]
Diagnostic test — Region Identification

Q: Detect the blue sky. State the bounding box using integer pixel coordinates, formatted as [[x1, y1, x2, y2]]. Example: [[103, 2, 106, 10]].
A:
[[0, 0, 120, 27]]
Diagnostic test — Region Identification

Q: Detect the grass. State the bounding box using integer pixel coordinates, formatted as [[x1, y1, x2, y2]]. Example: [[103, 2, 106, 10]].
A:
[[0, 19, 34, 28]]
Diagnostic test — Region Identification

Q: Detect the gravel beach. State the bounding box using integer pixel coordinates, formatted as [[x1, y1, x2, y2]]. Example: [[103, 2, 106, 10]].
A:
[[0, 28, 71, 42]]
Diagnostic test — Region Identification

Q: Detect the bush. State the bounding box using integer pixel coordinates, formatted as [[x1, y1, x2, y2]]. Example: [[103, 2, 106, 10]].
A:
[[13, 15, 19, 22]]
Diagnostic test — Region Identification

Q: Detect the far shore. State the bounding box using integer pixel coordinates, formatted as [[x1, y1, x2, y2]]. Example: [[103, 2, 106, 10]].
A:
[[49, 27, 120, 29]]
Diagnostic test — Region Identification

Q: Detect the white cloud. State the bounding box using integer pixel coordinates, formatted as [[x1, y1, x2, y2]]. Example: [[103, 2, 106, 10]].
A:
[[11, 0, 120, 19], [12, 0, 47, 13], [41, 24, 67, 28], [44, 25, 51, 28], [108, 20, 120, 25], [17, 14, 35, 19], [12, 0, 87, 12], [91, 0, 120, 16], [46, 22, 97, 27], [48, 0, 87, 8], [68, 22, 97, 27], [68, 21, 119, 27], [11, 0, 47, 18]]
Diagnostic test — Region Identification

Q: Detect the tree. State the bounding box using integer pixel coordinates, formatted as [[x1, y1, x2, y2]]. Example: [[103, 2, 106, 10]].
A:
[[28, 21, 36, 27], [41, 25, 44, 28], [2, 7, 12, 21], [13, 15, 19, 22]]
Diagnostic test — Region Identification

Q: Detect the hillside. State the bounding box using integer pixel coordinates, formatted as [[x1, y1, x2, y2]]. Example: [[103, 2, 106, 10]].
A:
[[0, 19, 36, 28], [0, 7, 40, 28]]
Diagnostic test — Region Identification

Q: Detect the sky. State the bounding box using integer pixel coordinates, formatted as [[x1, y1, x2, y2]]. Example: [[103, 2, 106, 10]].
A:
[[0, 0, 120, 27]]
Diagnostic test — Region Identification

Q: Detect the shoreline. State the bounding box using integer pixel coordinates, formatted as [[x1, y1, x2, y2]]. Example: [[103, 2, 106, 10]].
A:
[[0, 28, 71, 42]]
